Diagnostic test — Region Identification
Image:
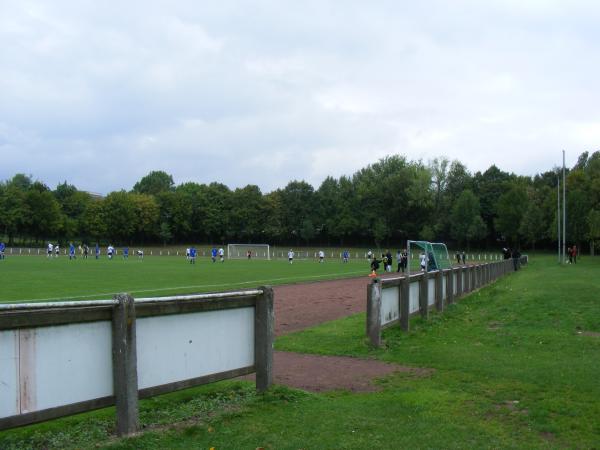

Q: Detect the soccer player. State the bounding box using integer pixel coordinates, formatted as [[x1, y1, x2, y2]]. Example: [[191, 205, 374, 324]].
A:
[[186, 248, 190, 260], [69, 242, 76, 260], [107, 245, 114, 259], [123, 247, 129, 259], [247, 250, 252, 260], [211, 247, 217, 263], [137, 249, 144, 259], [0, 241, 5, 260], [419, 252, 428, 272], [55, 244, 60, 257], [218, 247, 224, 262], [367, 249, 372, 260], [47, 242, 53, 258], [95, 243, 100, 259], [189, 247, 197, 264], [83, 244, 89, 259], [369, 255, 382, 277], [343, 250, 349, 263], [288, 249, 294, 264], [318, 250, 325, 263]]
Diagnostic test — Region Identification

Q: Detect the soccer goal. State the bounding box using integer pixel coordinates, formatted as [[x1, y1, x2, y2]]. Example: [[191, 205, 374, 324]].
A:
[[407, 240, 452, 273], [227, 244, 271, 260]]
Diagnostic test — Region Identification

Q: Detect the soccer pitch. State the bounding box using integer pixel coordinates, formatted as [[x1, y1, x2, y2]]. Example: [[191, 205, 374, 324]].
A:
[[0, 256, 368, 304]]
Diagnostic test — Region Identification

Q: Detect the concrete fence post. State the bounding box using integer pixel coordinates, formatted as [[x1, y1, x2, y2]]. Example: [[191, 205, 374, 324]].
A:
[[256, 286, 274, 392], [400, 276, 410, 331], [112, 293, 139, 436], [435, 270, 443, 312], [366, 279, 382, 347], [419, 273, 428, 320], [447, 269, 455, 305]]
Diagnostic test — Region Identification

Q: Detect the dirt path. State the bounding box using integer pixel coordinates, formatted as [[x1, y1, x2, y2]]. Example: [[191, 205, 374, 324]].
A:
[[244, 275, 429, 392]]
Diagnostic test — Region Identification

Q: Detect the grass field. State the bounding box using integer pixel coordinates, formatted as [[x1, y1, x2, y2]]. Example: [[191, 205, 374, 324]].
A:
[[1, 255, 599, 449], [0, 255, 367, 303]]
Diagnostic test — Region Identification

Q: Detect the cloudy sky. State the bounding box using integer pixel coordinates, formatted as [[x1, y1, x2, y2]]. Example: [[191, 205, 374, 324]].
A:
[[1, 0, 598, 194]]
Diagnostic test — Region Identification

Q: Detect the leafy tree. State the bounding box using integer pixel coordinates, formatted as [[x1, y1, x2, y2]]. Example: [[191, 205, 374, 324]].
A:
[[159, 221, 173, 245], [586, 209, 600, 255], [519, 194, 545, 250], [495, 186, 528, 246], [25, 182, 62, 242], [279, 180, 316, 243], [131, 193, 159, 242], [473, 165, 512, 244], [450, 190, 486, 249], [132, 171, 174, 196], [103, 191, 137, 243], [0, 181, 30, 244], [230, 185, 265, 241], [80, 199, 106, 242]]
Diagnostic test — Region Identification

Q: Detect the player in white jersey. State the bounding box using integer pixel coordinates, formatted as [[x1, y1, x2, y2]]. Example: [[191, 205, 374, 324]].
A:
[[419, 252, 428, 272], [47, 242, 53, 257], [218, 248, 224, 262], [318, 250, 325, 263], [288, 250, 294, 264]]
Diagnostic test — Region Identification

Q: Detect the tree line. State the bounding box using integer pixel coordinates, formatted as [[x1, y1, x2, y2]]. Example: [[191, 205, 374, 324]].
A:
[[2, 152, 600, 252]]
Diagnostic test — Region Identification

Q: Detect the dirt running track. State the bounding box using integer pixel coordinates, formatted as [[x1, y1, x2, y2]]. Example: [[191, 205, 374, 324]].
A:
[[243, 275, 426, 392]]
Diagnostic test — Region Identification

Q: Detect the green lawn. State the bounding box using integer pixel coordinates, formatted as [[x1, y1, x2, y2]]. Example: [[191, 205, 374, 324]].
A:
[[0, 255, 367, 303], [1, 256, 599, 449]]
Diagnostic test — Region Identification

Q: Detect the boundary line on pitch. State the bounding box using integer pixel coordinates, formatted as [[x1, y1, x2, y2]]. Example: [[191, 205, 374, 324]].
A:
[[3, 269, 368, 304]]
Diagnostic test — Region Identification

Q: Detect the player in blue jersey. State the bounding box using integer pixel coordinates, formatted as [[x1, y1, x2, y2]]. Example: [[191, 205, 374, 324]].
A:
[[189, 247, 197, 264], [0, 241, 5, 260], [69, 242, 76, 260], [342, 250, 349, 263], [123, 247, 129, 259], [95, 243, 100, 259], [211, 247, 217, 263]]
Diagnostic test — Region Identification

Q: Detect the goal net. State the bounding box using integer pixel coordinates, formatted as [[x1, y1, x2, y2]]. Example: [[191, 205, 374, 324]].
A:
[[407, 240, 452, 273], [226, 244, 271, 260]]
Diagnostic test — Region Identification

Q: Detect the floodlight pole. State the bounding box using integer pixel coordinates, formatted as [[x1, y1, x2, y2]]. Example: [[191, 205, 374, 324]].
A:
[[562, 150, 567, 262], [557, 173, 561, 264]]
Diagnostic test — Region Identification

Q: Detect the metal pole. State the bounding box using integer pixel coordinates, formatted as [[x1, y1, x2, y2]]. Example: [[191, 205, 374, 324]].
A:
[[562, 150, 566, 262], [557, 174, 561, 263]]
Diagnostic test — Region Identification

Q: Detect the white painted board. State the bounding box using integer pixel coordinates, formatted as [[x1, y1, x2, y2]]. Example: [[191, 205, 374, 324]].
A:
[[16, 322, 113, 414], [380, 286, 399, 327], [442, 273, 447, 300], [428, 277, 435, 306], [409, 280, 419, 314], [136, 307, 255, 390], [0, 330, 19, 419]]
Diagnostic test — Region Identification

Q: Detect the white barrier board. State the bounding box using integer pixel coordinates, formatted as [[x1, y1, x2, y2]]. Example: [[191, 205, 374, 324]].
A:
[[0, 322, 113, 418], [0, 330, 19, 418], [380, 286, 399, 327], [409, 280, 420, 314], [453, 272, 458, 295], [136, 307, 255, 390], [428, 277, 436, 306]]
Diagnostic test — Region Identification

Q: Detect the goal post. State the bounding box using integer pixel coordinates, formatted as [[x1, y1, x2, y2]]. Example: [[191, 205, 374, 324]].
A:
[[407, 240, 452, 273], [226, 244, 271, 260]]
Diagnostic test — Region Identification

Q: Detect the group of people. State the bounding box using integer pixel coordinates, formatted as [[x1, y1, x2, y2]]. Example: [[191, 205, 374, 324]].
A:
[[210, 247, 225, 262], [369, 249, 408, 276], [455, 251, 467, 264], [502, 247, 523, 271], [47, 242, 143, 260]]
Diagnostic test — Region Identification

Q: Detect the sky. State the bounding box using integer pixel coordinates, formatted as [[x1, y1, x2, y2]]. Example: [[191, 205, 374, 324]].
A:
[[1, 0, 599, 194]]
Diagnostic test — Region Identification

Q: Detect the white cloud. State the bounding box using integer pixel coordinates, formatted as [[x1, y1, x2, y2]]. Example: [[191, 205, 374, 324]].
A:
[[0, 0, 598, 192]]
